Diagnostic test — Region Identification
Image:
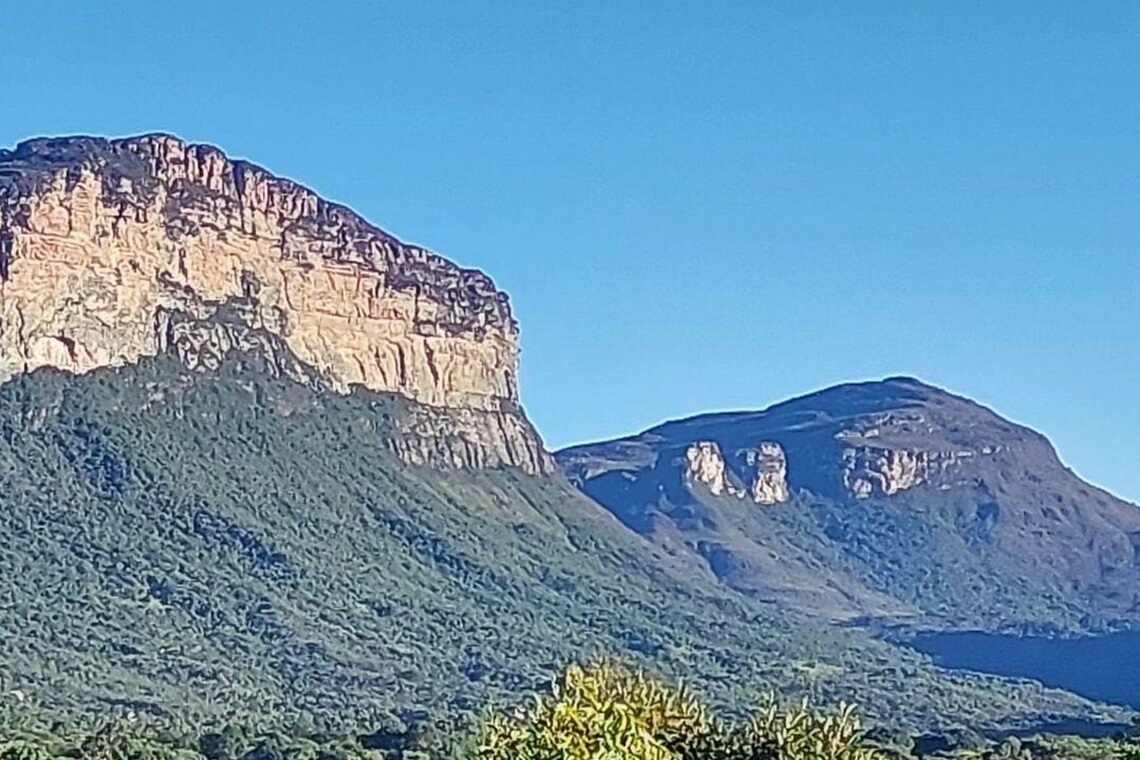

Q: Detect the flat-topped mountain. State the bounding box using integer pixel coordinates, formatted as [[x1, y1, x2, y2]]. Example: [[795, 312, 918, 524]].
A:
[[558, 377, 1140, 631], [0, 134, 549, 472]]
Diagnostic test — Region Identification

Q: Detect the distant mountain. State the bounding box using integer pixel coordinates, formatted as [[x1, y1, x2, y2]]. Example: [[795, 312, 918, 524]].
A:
[[557, 377, 1140, 633]]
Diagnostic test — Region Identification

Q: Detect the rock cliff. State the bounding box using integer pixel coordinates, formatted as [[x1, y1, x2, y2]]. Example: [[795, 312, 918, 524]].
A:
[[742, 442, 790, 504], [0, 133, 551, 473], [681, 440, 790, 504], [684, 441, 733, 496]]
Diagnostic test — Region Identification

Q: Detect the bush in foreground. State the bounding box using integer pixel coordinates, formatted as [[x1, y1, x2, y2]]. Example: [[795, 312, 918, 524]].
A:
[[5, 662, 1140, 758], [474, 661, 882, 760]]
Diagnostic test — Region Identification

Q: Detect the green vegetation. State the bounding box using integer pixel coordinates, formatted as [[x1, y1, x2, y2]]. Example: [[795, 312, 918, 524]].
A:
[[2, 662, 1138, 758], [475, 661, 876, 760], [0, 350, 1128, 742], [0, 723, 377, 760]]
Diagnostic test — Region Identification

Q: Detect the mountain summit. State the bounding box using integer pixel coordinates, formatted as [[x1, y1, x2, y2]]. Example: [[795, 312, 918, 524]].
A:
[[557, 377, 1140, 631], [0, 134, 549, 472]]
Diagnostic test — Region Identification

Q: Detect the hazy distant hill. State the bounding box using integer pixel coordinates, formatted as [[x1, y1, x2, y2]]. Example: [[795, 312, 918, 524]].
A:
[[557, 376, 1140, 634]]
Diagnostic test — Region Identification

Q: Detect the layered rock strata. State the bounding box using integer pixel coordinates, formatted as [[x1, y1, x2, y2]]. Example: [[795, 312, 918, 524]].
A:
[[0, 133, 552, 473], [834, 412, 976, 498]]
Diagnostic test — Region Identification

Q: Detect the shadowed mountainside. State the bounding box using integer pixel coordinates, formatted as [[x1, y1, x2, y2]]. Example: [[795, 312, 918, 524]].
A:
[[557, 377, 1140, 633]]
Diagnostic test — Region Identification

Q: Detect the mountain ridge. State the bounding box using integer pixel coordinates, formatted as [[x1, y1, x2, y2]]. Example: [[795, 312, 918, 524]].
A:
[[556, 375, 1140, 633]]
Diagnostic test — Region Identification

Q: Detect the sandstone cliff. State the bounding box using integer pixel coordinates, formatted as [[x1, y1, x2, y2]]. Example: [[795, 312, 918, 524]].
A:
[[682, 440, 789, 504], [0, 134, 551, 473]]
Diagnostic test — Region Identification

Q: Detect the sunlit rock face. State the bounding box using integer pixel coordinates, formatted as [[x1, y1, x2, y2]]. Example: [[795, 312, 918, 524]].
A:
[[833, 411, 981, 499], [840, 447, 964, 499], [685, 441, 732, 496], [0, 134, 552, 473], [742, 441, 790, 504], [683, 440, 789, 505]]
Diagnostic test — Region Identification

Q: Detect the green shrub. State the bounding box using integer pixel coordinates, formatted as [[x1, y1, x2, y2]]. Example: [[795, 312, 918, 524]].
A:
[[0, 739, 56, 760], [474, 662, 885, 760], [0, 725, 377, 760], [750, 698, 880, 760], [475, 662, 714, 759]]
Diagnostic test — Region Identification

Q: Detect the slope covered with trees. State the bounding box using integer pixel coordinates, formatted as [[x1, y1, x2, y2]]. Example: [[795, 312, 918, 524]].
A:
[[0, 350, 1122, 738]]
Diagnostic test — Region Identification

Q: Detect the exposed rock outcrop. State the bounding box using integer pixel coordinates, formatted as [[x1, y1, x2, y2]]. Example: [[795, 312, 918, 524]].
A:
[[841, 448, 923, 498], [683, 440, 789, 504], [0, 134, 552, 473], [833, 411, 977, 498], [741, 442, 790, 504], [685, 441, 732, 496], [389, 404, 550, 473]]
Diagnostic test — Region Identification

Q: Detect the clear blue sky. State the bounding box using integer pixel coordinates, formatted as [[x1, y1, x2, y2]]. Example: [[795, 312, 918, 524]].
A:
[[2, 2, 1137, 502]]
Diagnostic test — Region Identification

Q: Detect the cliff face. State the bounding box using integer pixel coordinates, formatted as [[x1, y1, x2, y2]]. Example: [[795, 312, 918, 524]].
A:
[[681, 440, 789, 504], [559, 377, 1095, 504], [0, 134, 551, 473]]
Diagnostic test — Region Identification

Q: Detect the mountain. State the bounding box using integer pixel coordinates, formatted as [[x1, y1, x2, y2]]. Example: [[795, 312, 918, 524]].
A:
[[0, 135, 1128, 739], [557, 377, 1140, 633], [0, 133, 547, 474]]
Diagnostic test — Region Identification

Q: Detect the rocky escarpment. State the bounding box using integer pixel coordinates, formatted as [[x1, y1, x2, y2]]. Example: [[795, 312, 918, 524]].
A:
[[559, 378, 1063, 504], [742, 441, 791, 504], [0, 134, 551, 473], [833, 411, 982, 499], [557, 377, 1140, 629], [683, 440, 789, 504]]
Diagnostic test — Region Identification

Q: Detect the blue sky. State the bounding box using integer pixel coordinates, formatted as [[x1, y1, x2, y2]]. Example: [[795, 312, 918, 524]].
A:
[[2, 2, 1137, 502]]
